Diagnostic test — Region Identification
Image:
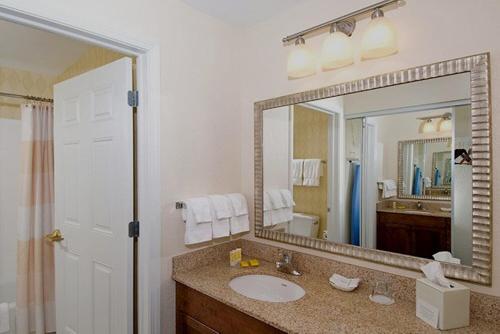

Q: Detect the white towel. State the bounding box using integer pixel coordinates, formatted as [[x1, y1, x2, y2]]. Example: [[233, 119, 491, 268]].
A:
[[0, 303, 10, 333], [263, 192, 273, 226], [292, 159, 304, 186], [208, 195, 231, 238], [381, 179, 397, 198], [183, 197, 213, 245], [423, 177, 432, 188], [280, 189, 295, 208], [226, 193, 250, 234], [267, 189, 286, 209], [303, 159, 322, 186]]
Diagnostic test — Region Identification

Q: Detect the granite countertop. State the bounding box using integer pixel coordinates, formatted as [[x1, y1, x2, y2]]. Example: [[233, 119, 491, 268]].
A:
[[172, 257, 497, 334], [376, 207, 451, 218]]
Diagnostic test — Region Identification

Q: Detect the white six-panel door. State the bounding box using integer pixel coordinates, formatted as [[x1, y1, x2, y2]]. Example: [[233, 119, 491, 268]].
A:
[[54, 57, 133, 334]]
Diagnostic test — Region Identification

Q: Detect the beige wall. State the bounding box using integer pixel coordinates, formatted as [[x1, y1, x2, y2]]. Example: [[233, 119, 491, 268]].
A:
[[55, 46, 125, 83], [293, 105, 328, 238], [0, 66, 55, 119], [239, 0, 500, 297]]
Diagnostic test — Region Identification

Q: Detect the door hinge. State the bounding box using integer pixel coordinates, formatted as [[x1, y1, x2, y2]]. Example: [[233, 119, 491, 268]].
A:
[[128, 90, 139, 107], [128, 221, 140, 238]]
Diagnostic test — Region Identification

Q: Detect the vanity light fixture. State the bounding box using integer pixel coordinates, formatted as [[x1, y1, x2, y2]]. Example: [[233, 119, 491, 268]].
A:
[[421, 119, 435, 134], [282, 0, 402, 79], [321, 22, 355, 70], [287, 37, 317, 79], [438, 114, 452, 132], [360, 8, 398, 60]]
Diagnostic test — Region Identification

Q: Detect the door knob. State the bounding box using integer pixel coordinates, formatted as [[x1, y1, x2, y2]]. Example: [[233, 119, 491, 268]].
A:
[[45, 229, 64, 242]]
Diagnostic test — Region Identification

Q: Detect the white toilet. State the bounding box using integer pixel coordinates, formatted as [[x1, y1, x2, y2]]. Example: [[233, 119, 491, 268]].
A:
[[289, 213, 319, 238]]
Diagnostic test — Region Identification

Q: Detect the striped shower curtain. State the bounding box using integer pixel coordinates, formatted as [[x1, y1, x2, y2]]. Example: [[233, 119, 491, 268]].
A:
[[16, 103, 56, 334]]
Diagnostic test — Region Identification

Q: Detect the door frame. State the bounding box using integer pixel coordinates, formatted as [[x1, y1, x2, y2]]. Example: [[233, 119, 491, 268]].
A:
[[0, 4, 161, 334]]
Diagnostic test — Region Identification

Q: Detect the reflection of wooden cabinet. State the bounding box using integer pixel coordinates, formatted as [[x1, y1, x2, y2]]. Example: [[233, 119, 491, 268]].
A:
[[377, 212, 451, 259], [176, 283, 285, 334]]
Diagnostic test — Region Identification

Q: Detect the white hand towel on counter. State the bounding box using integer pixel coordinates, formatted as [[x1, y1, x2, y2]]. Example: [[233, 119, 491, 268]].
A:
[[292, 159, 304, 186], [226, 193, 250, 234], [183, 197, 213, 245], [280, 189, 295, 221], [0, 303, 10, 333], [381, 179, 397, 198], [303, 159, 323, 186], [263, 192, 273, 227], [208, 195, 231, 238]]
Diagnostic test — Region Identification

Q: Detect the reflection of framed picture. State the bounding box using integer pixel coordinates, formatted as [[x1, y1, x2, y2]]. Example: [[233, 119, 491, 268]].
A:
[[454, 148, 472, 165]]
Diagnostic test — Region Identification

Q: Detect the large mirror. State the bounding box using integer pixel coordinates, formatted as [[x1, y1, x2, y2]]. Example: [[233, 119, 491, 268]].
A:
[[255, 54, 491, 284]]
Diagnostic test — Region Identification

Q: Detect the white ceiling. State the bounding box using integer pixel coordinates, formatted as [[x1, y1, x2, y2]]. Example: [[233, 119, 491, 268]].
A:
[[181, 0, 307, 26], [0, 19, 91, 76]]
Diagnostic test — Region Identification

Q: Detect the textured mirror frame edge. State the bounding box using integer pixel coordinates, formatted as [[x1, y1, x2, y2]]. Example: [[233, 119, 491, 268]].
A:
[[397, 137, 452, 201], [254, 53, 492, 285]]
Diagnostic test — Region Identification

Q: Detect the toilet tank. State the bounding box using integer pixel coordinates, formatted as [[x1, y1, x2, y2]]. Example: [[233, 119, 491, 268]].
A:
[[289, 213, 319, 238]]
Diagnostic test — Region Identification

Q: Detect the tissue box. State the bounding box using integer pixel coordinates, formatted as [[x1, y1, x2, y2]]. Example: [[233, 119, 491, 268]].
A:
[[416, 278, 470, 330]]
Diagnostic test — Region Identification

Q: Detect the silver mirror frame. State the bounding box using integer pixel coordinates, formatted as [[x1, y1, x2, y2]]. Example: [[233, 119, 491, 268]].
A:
[[254, 53, 492, 285], [397, 137, 452, 200]]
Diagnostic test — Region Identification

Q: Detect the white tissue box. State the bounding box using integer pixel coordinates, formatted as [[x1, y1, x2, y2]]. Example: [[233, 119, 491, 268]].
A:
[[416, 278, 469, 330]]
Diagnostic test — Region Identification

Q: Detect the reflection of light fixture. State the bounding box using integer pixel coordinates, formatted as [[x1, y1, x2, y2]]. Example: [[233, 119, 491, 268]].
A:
[[287, 37, 316, 79], [421, 119, 435, 133], [321, 22, 354, 70], [361, 8, 398, 60], [438, 114, 452, 132]]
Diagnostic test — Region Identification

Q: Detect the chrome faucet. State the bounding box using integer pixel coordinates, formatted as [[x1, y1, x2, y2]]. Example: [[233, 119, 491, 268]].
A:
[[417, 201, 423, 210], [276, 252, 301, 276]]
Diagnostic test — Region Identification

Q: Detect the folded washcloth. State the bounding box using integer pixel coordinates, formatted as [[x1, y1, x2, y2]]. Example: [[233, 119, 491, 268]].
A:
[[329, 274, 361, 291], [183, 197, 213, 245], [226, 193, 250, 234], [280, 189, 295, 208], [208, 195, 231, 238], [381, 179, 397, 198], [303, 159, 322, 186], [433, 251, 461, 264], [292, 159, 304, 186]]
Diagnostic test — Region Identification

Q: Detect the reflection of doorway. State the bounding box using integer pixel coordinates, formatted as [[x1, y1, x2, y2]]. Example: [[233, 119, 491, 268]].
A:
[[0, 7, 161, 333]]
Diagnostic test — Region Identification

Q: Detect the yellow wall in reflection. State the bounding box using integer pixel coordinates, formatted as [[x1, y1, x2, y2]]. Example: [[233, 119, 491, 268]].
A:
[[293, 105, 329, 238]]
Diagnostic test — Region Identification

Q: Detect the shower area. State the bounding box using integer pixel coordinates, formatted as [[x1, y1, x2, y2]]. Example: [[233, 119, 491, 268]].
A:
[[0, 87, 55, 334]]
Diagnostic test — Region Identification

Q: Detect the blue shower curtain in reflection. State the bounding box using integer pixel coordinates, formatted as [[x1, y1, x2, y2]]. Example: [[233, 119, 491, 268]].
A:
[[350, 163, 361, 246]]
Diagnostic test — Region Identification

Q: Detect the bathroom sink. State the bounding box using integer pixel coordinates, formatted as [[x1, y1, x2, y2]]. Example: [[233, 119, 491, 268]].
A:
[[229, 274, 305, 302], [403, 210, 433, 215]]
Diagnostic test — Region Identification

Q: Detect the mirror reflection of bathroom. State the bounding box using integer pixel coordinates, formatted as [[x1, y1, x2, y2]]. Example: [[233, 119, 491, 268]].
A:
[[262, 73, 473, 266]]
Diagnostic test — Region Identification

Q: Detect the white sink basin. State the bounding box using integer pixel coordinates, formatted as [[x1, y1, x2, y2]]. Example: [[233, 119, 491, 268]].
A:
[[229, 274, 305, 303], [404, 210, 432, 215]]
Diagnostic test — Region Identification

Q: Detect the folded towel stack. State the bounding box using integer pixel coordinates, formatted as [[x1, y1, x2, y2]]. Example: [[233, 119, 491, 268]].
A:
[[380, 179, 397, 198], [182, 193, 250, 245], [264, 188, 295, 226], [293, 159, 323, 187]]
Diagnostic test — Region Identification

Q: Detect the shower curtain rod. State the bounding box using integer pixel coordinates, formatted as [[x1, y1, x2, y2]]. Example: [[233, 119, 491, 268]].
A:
[[0, 91, 53, 103]]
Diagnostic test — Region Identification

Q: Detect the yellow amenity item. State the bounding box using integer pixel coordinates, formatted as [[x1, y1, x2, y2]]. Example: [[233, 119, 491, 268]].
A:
[[249, 259, 260, 267], [230, 248, 242, 267], [240, 261, 250, 268]]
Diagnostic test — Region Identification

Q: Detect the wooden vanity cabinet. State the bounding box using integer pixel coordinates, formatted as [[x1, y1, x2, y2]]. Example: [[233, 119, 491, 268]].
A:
[[176, 282, 285, 334], [376, 211, 451, 259]]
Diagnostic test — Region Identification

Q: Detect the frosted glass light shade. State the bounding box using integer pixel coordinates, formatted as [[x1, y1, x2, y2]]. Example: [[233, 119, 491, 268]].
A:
[[439, 118, 452, 132], [361, 16, 398, 60], [421, 119, 435, 134], [287, 43, 316, 79], [321, 31, 354, 70]]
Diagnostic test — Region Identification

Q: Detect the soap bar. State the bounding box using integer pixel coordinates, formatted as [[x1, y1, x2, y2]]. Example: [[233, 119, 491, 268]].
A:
[[240, 261, 250, 268], [249, 259, 260, 267]]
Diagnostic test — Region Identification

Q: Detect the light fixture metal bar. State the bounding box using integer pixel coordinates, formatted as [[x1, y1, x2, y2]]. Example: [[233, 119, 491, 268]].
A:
[[282, 0, 400, 43]]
